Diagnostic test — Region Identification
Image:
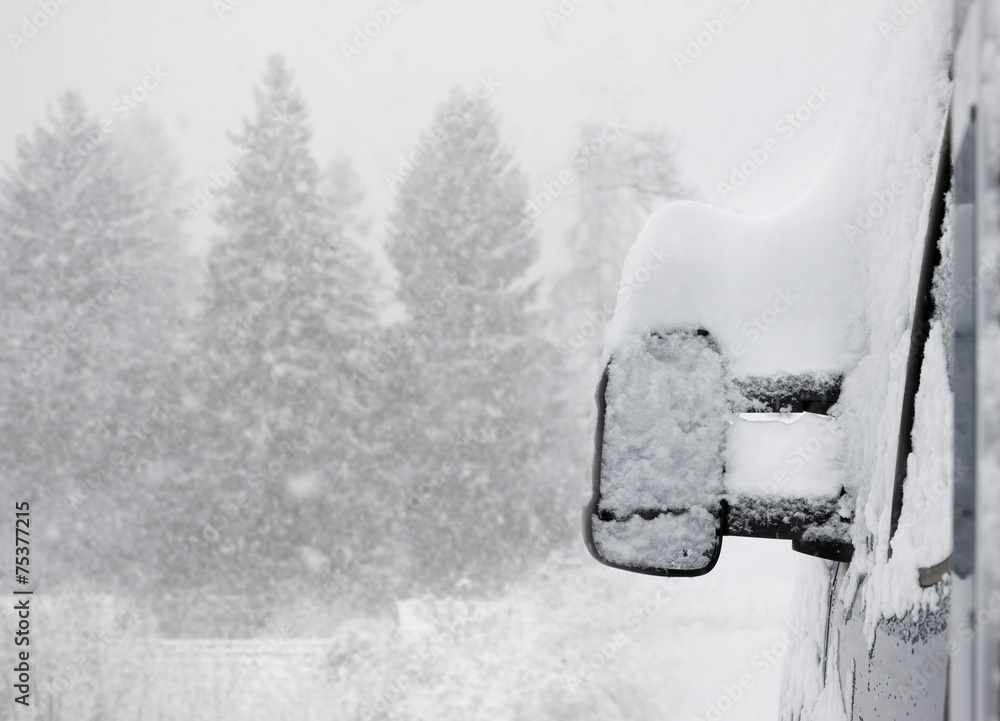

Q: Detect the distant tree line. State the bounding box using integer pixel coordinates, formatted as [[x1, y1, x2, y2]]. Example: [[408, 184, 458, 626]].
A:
[[0, 55, 686, 636]]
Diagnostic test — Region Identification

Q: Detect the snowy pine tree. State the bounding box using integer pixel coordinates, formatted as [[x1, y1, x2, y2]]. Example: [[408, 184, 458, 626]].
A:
[[383, 89, 572, 596], [0, 93, 193, 588], [165, 56, 382, 618]]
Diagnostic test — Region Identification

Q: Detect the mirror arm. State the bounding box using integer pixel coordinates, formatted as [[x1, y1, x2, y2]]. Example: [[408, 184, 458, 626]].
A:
[[725, 496, 854, 563]]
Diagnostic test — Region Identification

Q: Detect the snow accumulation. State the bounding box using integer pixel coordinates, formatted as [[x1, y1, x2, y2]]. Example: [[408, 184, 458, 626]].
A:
[[591, 509, 718, 571], [593, 331, 727, 570], [592, 0, 954, 714], [604, 198, 865, 378], [725, 413, 843, 500], [597, 0, 950, 600], [981, 0, 1000, 676], [836, 4, 952, 639], [889, 322, 953, 578], [592, 328, 852, 568], [598, 331, 726, 516]]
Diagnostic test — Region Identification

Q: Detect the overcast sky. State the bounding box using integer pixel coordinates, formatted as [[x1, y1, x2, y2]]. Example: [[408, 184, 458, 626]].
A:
[[1, 0, 882, 278]]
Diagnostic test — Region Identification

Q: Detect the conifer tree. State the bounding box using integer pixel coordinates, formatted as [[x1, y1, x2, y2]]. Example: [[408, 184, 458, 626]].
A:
[[169, 56, 381, 613], [0, 93, 191, 587], [383, 89, 571, 595]]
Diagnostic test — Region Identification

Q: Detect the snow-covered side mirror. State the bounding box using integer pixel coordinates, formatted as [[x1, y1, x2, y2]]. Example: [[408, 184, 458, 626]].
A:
[[584, 330, 726, 575], [583, 328, 853, 577], [582, 329, 853, 576], [578, 194, 869, 577]]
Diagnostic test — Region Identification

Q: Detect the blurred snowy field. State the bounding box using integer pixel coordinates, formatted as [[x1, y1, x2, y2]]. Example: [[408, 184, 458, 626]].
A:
[[2, 539, 803, 721]]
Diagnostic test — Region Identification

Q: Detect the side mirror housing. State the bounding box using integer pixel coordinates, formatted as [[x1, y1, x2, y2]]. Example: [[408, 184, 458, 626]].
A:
[[583, 329, 853, 577]]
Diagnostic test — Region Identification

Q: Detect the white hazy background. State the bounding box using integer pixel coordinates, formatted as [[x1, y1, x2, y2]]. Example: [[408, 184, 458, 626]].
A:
[[0, 1, 890, 720], [1, 0, 875, 262]]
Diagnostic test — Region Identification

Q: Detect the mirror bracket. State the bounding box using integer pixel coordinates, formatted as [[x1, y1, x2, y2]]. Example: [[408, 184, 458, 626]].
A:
[[792, 539, 854, 563]]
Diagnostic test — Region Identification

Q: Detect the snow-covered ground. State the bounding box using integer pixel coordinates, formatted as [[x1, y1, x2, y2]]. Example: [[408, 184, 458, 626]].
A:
[[11, 539, 804, 721], [594, 539, 807, 721]]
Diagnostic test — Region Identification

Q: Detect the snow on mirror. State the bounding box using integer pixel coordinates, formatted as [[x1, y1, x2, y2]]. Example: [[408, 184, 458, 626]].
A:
[[584, 327, 854, 577], [586, 330, 726, 575], [579, 148, 884, 576]]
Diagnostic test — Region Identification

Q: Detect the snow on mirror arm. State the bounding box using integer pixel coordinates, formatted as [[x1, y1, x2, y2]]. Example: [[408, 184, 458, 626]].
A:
[[583, 329, 854, 578], [580, 101, 950, 576]]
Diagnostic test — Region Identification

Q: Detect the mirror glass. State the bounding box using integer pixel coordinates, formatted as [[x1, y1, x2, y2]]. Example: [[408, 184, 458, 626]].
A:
[[588, 331, 727, 574]]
